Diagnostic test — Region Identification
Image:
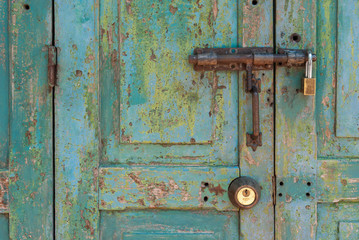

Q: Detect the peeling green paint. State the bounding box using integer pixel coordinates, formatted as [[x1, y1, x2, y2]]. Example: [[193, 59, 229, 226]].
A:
[[7, 0, 53, 239]]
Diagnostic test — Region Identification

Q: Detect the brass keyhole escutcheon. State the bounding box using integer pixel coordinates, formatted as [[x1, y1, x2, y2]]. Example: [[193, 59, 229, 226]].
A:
[[228, 177, 261, 209], [237, 187, 256, 206]]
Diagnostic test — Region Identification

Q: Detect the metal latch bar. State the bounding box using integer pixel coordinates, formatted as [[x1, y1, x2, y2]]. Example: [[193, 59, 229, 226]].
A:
[[188, 47, 316, 151]]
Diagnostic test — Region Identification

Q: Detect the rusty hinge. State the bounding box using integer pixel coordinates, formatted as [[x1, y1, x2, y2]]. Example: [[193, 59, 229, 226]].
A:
[[272, 175, 276, 206], [48, 46, 57, 87]]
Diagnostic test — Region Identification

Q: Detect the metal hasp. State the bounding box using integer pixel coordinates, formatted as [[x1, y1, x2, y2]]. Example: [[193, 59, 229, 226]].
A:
[[188, 47, 317, 151]]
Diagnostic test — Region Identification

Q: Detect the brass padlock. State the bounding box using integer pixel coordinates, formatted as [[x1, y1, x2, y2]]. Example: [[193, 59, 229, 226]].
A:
[[303, 52, 316, 95]]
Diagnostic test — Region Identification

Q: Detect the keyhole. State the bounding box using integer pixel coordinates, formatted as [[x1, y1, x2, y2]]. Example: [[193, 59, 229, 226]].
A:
[[242, 189, 250, 197]]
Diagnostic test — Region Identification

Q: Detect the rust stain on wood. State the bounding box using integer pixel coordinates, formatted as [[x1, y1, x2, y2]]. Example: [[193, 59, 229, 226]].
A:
[[0, 176, 8, 210]]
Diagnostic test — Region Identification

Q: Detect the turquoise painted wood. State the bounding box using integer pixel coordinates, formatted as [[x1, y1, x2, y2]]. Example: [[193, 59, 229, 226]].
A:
[[55, 0, 100, 238], [1, 2, 12, 238], [0, 0, 53, 239], [1, 0, 354, 239], [55, 0, 274, 239], [100, 210, 238, 239], [275, 1, 317, 239], [315, 0, 359, 239], [0, 4, 9, 237], [239, 1, 274, 238], [336, 0, 359, 138], [276, 0, 359, 239]]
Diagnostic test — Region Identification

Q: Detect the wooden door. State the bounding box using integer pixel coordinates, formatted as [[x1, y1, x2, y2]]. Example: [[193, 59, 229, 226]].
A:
[[54, 0, 275, 239], [0, 0, 54, 239], [2, 0, 358, 239], [275, 0, 359, 239]]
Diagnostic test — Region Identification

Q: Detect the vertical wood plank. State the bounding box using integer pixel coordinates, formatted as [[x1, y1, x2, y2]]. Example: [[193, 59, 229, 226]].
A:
[[9, 0, 53, 238], [275, 1, 317, 239], [55, 0, 100, 238], [0, 0, 9, 169], [239, 1, 274, 239], [316, 0, 359, 158]]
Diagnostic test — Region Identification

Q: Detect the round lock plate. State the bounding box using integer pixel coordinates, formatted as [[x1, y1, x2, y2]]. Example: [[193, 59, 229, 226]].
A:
[[228, 176, 261, 209]]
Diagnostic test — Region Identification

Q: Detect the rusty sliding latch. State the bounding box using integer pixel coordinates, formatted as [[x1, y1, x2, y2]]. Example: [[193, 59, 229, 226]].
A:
[[188, 47, 316, 151]]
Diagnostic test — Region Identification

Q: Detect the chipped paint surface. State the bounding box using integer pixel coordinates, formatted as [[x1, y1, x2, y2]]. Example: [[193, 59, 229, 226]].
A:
[[317, 0, 359, 157], [335, 0, 359, 138], [276, 0, 359, 239], [99, 166, 238, 210], [100, 210, 238, 239], [317, 203, 359, 240], [55, 0, 99, 239], [275, 1, 317, 239], [239, 1, 274, 239], [1, 1, 11, 237], [98, 0, 241, 237], [100, 0, 238, 166], [318, 159, 359, 202], [316, 1, 359, 236], [0, 172, 8, 212], [0, 0, 9, 170], [60, 0, 275, 238], [6, 0, 54, 239], [16, 0, 355, 239], [338, 222, 359, 240]]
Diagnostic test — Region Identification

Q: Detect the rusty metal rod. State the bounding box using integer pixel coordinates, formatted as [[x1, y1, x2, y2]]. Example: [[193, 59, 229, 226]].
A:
[[188, 53, 317, 66], [252, 91, 260, 137]]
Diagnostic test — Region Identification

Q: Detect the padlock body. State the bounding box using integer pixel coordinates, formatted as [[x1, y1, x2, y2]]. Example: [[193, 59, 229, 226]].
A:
[[303, 77, 316, 95]]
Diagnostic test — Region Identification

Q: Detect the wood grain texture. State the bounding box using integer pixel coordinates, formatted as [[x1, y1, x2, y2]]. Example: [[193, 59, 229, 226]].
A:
[[317, 203, 359, 240], [99, 0, 242, 239], [239, 1, 274, 239], [0, 171, 8, 213], [100, 210, 239, 239], [317, 159, 359, 202], [0, 0, 9, 169], [55, 0, 100, 239], [99, 166, 238, 210], [100, 0, 239, 166], [339, 222, 359, 240], [316, 1, 359, 237], [8, 0, 53, 238], [0, 214, 9, 240], [317, 0, 359, 157], [275, 1, 317, 239], [335, 0, 359, 138]]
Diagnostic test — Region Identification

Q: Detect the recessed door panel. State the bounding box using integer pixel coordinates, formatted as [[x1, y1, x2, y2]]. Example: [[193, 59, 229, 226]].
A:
[[55, 0, 274, 238], [100, 0, 239, 165], [317, 0, 359, 157], [336, 0, 359, 138], [317, 203, 359, 240]]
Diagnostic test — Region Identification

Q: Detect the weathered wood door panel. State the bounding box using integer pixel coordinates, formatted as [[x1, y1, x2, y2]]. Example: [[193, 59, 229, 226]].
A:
[[276, 0, 359, 239], [1, 0, 54, 239], [55, 0, 274, 239], [316, 0, 359, 239], [2, 0, 357, 239], [0, 1, 10, 237]]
